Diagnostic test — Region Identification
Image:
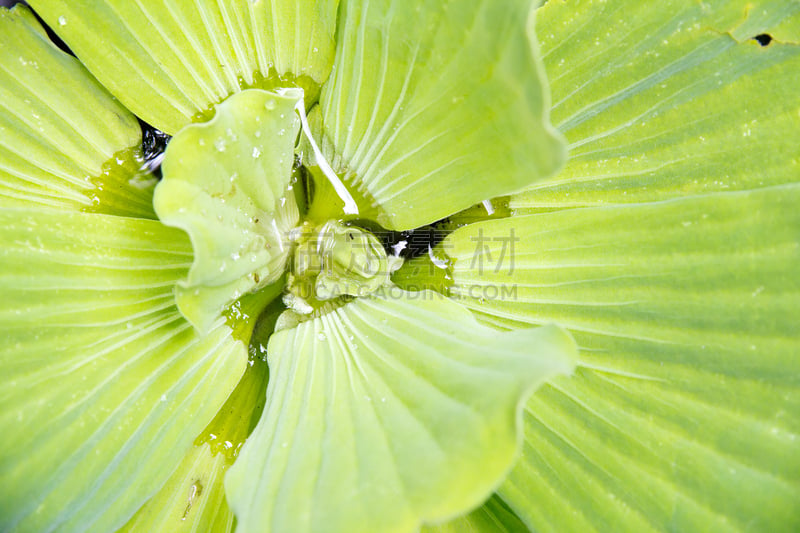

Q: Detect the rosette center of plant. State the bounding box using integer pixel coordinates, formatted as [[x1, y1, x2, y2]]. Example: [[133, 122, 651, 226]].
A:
[[152, 87, 403, 332], [284, 220, 398, 314], [141, 79, 579, 533]]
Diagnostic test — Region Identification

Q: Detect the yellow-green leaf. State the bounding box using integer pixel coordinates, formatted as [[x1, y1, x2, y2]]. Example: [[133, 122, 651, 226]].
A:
[[0, 209, 249, 532], [444, 185, 800, 531], [29, 0, 340, 133], [0, 5, 153, 218], [225, 291, 576, 533], [315, 0, 565, 230]]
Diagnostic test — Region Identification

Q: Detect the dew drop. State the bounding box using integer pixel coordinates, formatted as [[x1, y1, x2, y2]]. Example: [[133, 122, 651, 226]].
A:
[[265, 99, 276, 110], [58, 15, 67, 26], [252, 147, 261, 158]]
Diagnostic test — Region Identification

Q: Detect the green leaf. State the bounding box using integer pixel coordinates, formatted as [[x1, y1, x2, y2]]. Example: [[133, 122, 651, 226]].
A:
[[154, 89, 301, 333], [314, 0, 565, 230], [443, 185, 800, 531], [29, 0, 341, 134], [0, 5, 154, 218], [0, 208, 249, 532], [225, 290, 576, 533], [514, 0, 800, 213], [120, 293, 279, 533], [464, 3, 800, 529]]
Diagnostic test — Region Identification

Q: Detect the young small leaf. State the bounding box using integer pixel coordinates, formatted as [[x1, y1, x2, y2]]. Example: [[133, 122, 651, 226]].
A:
[[154, 89, 302, 333]]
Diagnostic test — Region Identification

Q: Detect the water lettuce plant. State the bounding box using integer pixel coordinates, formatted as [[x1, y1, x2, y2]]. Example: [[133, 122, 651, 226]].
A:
[[1, 0, 798, 532]]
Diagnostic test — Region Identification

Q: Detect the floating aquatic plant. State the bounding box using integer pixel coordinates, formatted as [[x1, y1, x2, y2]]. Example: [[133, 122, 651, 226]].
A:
[[0, 0, 798, 532]]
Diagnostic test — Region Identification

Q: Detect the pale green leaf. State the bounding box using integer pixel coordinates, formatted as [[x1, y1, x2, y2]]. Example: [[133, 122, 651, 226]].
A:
[[29, 0, 340, 134], [458, 2, 800, 530], [0, 5, 154, 218], [0, 208, 251, 532], [119, 293, 279, 533], [443, 185, 800, 531], [225, 291, 576, 533], [514, 0, 800, 212], [314, 0, 565, 230], [154, 89, 301, 333]]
